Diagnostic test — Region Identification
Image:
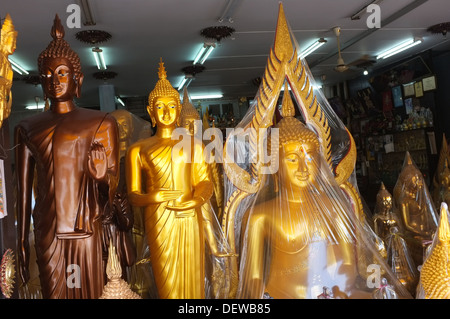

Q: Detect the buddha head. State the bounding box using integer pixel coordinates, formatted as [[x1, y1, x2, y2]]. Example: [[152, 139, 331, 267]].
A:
[[38, 15, 83, 102], [180, 88, 201, 136], [147, 58, 181, 128], [274, 89, 321, 191], [1, 14, 17, 56], [111, 109, 134, 143], [375, 183, 393, 213]]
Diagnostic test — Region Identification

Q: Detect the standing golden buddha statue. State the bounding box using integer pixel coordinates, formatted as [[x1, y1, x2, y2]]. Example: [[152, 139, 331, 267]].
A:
[[418, 202, 450, 299], [16, 15, 120, 299], [373, 183, 402, 244], [0, 13, 17, 127], [125, 59, 230, 299], [180, 88, 224, 220]]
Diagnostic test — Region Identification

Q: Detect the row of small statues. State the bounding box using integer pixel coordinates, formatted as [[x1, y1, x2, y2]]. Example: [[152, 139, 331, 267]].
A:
[[2, 7, 450, 300], [372, 142, 450, 298]]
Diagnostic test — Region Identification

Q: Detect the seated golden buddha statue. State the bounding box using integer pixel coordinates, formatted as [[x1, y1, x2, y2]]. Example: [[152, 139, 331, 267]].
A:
[[125, 59, 230, 299], [237, 90, 379, 299], [0, 13, 17, 127], [373, 183, 402, 244], [393, 152, 438, 266]]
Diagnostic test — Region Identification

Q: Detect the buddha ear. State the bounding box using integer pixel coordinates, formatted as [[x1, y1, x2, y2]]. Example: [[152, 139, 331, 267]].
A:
[[75, 73, 84, 98], [147, 105, 156, 127]]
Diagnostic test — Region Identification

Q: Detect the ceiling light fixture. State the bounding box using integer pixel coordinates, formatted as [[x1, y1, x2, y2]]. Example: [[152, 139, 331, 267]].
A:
[[193, 42, 216, 65], [177, 75, 194, 91], [299, 38, 327, 59], [190, 94, 223, 100], [218, 0, 239, 23], [363, 69, 369, 76], [78, 0, 96, 26], [351, 0, 384, 20], [376, 38, 423, 60], [92, 47, 107, 70], [8, 58, 29, 75], [26, 103, 45, 110], [116, 96, 125, 107]]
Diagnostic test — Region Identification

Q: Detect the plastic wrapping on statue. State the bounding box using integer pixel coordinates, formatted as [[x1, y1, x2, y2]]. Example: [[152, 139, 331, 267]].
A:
[[385, 227, 419, 296], [393, 151, 438, 267], [417, 202, 450, 299], [221, 3, 412, 299], [373, 183, 403, 244], [432, 134, 449, 207]]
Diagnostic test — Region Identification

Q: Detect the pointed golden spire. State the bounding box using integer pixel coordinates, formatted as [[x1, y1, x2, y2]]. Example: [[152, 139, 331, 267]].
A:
[[273, 2, 294, 62], [180, 87, 200, 121], [50, 14, 65, 41], [419, 202, 450, 298], [158, 57, 167, 80], [438, 202, 450, 244], [99, 240, 142, 299], [280, 86, 295, 118], [405, 151, 413, 166], [1, 13, 16, 35]]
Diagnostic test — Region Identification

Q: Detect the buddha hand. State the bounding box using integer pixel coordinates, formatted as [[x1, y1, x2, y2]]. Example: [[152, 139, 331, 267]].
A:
[[88, 141, 108, 181]]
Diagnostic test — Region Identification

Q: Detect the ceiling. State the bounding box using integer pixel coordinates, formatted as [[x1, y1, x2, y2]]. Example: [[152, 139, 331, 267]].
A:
[[3, 0, 450, 119]]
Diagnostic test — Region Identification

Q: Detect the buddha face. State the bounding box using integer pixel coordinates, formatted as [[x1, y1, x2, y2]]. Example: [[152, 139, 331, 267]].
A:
[[279, 140, 319, 190], [150, 96, 179, 127], [40, 57, 81, 101], [116, 113, 133, 142], [182, 118, 199, 136], [381, 195, 392, 210], [1, 31, 17, 55]]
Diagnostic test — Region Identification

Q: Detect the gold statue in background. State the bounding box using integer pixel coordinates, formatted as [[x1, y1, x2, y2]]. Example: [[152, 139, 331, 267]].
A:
[[385, 227, 418, 296], [432, 134, 449, 207], [126, 59, 229, 299], [394, 152, 438, 266], [373, 183, 401, 243], [0, 13, 17, 127], [419, 203, 450, 299], [99, 241, 141, 299], [180, 88, 224, 220]]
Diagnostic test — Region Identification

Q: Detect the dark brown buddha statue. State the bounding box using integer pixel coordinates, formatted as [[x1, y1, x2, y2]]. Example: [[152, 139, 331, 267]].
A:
[[16, 15, 123, 299]]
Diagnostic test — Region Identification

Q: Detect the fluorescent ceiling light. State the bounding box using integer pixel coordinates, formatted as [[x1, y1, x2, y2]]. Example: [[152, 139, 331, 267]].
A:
[[177, 75, 194, 91], [193, 43, 216, 65], [116, 96, 125, 107], [26, 103, 45, 110], [190, 94, 223, 100], [299, 38, 327, 59], [376, 38, 423, 60], [8, 58, 29, 75], [92, 47, 107, 70]]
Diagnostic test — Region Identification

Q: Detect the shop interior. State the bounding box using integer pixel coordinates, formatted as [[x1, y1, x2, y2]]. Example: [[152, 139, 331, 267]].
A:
[[1, 0, 450, 300]]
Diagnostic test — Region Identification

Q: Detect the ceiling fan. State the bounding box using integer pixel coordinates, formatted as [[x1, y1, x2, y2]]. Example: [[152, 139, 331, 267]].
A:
[[333, 27, 376, 73], [334, 27, 349, 73]]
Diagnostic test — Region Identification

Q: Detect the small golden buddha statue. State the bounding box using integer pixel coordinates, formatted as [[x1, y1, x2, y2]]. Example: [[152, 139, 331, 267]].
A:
[[0, 13, 17, 127], [373, 183, 402, 244], [99, 241, 141, 299], [385, 227, 419, 296], [419, 202, 450, 299], [237, 89, 371, 299], [393, 152, 438, 266], [125, 59, 230, 299]]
